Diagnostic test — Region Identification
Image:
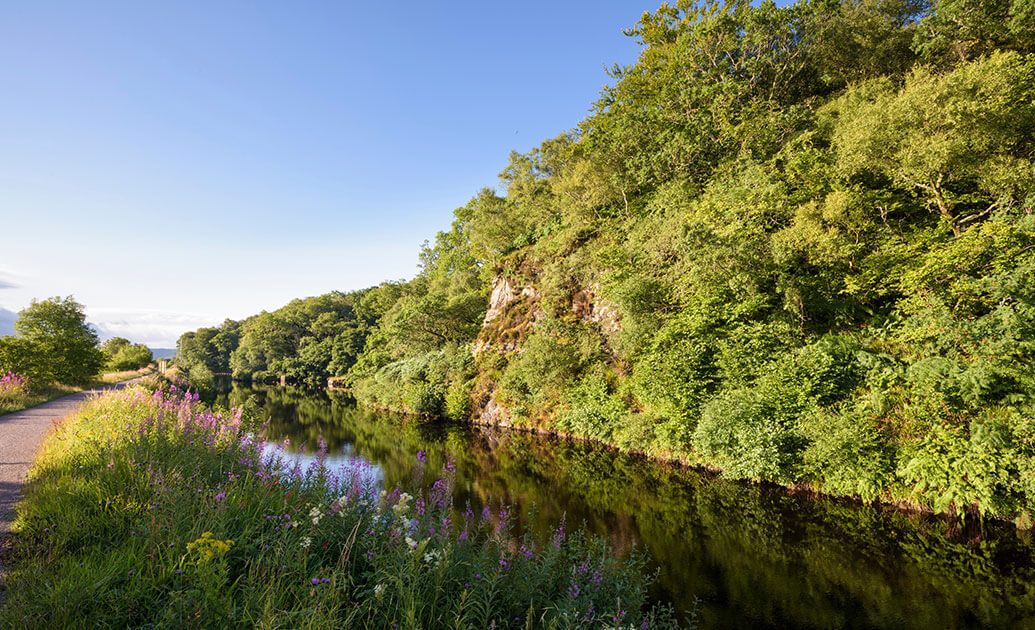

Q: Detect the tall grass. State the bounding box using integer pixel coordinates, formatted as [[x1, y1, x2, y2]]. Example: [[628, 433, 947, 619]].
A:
[[0, 367, 152, 415], [1, 385, 687, 629]]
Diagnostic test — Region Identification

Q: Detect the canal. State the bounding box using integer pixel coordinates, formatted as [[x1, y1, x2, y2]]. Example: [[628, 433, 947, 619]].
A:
[[216, 383, 1035, 629]]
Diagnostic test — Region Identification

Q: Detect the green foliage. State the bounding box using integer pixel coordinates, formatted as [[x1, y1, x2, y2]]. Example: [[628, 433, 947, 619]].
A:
[[188, 363, 216, 398], [898, 419, 1016, 518], [831, 51, 1035, 237], [694, 337, 865, 482], [408, 382, 445, 416], [801, 404, 894, 501], [102, 337, 153, 371], [443, 379, 473, 420], [350, 346, 476, 418], [557, 373, 627, 441], [0, 296, 104, 385], [631, 313, 718, 439], [914, 0, 1035, 64]]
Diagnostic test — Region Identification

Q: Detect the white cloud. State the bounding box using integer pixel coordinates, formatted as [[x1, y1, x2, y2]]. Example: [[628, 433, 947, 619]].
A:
[[86, 308, 222, 347]]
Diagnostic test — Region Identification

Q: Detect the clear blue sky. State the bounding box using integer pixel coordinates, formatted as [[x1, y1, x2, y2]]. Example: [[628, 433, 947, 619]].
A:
[[0, 0, 662, 346]]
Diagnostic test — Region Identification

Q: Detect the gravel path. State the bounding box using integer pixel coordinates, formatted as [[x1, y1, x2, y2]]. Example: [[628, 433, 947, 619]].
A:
[[0, 378, 143, 535]]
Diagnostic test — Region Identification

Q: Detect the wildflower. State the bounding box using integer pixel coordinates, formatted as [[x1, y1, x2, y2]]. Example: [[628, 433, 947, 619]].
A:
[[422, 548, 443, 567], [374, 583, 386, 599], [186, 532, 234, 563], [309, 506, 323, 525], [301, 536, 312, 548]]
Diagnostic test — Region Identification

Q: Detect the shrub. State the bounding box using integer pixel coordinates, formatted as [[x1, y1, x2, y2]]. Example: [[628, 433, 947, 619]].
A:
[[906, 357, 1015, 410], [498, 329, 582, 405], [694, 386, 810, 482], [611, 412, 661, 453], [693, 336, 866, 483], [558, 374, 626, 441], [898, 420, 1014, 518], [443, 380, 473, 420], [630, 313, 718, 430], [187, 363, 216, 397], [408, 382, 445, 416], [801, 404, 894, 501]]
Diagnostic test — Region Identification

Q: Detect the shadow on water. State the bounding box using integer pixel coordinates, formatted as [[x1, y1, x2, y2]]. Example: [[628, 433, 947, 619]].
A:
[[214, 382, 1035, 629]]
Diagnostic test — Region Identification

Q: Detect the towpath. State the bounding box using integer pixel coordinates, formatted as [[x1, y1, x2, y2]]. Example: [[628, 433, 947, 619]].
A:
[[0, 378, 142, 535]]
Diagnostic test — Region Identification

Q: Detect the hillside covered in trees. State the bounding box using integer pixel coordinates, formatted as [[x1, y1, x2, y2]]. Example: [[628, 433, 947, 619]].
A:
[[178, 0, 1035, 520]]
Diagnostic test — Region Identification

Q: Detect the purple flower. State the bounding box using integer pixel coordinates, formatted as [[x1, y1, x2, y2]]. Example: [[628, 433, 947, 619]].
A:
[[310, 578, 320, 585]]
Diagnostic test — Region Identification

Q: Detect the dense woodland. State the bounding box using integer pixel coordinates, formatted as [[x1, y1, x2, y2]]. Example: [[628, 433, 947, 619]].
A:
[[179, 0, 1035, 520]]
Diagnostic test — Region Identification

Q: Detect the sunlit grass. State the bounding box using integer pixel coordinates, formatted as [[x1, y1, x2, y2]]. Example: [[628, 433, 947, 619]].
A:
[[0, 385, 688, 629], [0, 367, 152, 415]]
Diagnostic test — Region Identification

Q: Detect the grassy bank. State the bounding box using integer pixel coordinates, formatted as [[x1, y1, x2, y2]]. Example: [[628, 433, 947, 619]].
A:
[[0, 385, 686, 628], [0, 367, 153, 415]]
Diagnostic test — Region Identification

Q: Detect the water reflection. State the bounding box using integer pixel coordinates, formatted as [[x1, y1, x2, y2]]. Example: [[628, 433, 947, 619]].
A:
[[215, 383, 1035, 629]]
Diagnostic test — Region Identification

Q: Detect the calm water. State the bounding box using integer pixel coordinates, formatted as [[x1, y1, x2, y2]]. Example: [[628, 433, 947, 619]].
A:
[[215, 383, 1035, 629]]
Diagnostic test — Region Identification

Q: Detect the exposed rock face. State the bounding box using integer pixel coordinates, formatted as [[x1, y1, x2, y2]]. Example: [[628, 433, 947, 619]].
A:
[[470, 273, 621, 425], [473, 276, 544, 355], [478, 394, 512, 427], [572, 283, 621, 336], [482, 276, 516, 326]]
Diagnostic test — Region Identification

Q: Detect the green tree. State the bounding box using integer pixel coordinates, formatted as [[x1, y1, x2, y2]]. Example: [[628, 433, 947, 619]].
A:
[[832, 51, 1035, 237], [12, 296, 103, 384]]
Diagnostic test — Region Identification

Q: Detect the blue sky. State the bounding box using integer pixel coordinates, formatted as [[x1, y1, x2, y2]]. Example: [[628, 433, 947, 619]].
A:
[[0, 1, 658, 346]]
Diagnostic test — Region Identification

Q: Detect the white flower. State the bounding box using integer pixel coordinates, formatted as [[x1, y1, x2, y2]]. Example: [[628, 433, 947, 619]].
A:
[[300, 536, 312, 548], [405, 536, 417, 549], [374, 583, 385, 599], [422, 549, 443, 567]]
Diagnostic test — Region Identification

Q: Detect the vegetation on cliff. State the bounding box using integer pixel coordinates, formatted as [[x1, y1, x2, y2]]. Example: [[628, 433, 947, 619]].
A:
[[178, 0, 1035, 520]]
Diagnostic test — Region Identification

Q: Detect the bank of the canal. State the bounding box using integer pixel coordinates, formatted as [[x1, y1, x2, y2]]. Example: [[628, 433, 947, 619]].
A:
[[220, 383, 1035, 629]]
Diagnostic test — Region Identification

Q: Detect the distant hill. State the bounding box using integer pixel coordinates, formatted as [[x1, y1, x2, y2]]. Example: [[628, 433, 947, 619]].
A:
[[149, 348, 177, 360], [0, 308, 14, 335]]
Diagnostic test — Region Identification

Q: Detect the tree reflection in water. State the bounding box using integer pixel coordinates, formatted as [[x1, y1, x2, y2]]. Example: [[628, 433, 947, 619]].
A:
[[215, 383, 1035, 629]]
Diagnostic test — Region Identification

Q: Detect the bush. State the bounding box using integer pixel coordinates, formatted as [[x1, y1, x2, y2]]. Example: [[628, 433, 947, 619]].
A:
[[408, 382, 445, 415], [630, 313, 718, 430], [693, 336, 866, 483], [444, 380, 473, 420], [611, 412, 661, 453], [694, 386, 809, 482], [498, 329, 582, 406], [188, 363, 216, 398], [906, 357, 1015, 410], [898, 420, 1014, 518], [801, 405, 894, 501], [557, 374, 626, 441]]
